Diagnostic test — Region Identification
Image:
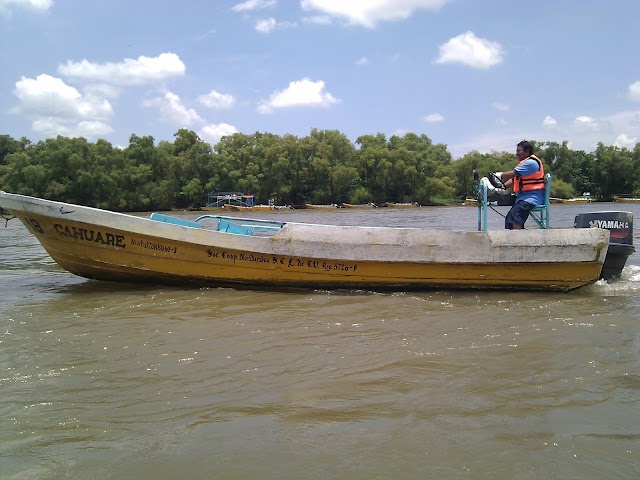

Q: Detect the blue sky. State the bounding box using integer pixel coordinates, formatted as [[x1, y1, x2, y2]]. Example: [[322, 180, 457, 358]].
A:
[[1, 0, 639, 158]]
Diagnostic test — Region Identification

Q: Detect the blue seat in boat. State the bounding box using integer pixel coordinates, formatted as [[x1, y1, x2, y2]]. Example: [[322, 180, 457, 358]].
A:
[[216, 219, 254, 235], [149, 213, 202, 228], [477, 173, 552, 231], [216, 218, 283, 236], [528, 174, 552, 229]]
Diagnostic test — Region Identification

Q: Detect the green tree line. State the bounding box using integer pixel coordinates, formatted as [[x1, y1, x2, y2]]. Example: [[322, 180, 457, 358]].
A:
[[1, 129, 639, 211]]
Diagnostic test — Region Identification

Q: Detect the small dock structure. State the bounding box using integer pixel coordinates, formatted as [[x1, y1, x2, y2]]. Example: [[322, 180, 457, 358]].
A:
[[206, 191, 256, 208]]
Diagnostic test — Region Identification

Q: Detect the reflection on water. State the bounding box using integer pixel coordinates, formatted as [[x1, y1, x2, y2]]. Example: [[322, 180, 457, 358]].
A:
[[1, 204, 639, 479]]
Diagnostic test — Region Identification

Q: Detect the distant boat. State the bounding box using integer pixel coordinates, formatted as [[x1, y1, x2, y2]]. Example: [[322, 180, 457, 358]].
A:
[[385, 202, 419, 208], [550, 197, 595, 204], [0, 191, 614, 292], [342, 203, 377, 208], [305, 204, 340, 209], [204, 191, 256, 209], [223, 205, 276, 212], [565, 192, 592, 204], [613, 196, 640, 203], [462, 198, 498, 207]]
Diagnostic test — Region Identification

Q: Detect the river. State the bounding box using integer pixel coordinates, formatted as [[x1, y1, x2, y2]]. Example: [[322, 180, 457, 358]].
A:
[[1, 203, 639, 479]]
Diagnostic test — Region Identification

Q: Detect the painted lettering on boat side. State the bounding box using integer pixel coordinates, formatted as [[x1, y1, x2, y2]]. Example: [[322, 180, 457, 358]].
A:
[[130, 238, 177, 254], [320, 261, 358, 273], [207, 249, 357, 272], [206, 251, 269, 263], [52, 223, 126, 248], [27, 218, 44, 234]]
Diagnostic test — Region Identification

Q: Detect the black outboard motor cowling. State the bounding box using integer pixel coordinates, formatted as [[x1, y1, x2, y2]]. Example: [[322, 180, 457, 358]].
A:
[[574, 211, 635, 280]]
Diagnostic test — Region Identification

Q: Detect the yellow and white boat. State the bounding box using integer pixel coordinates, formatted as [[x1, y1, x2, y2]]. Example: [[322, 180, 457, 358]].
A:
[[385, 202, 419, 208], [565, 192, 592, 204], [613, 197, 640, 203], [0, 192, 611, 292], [305, 204, 340, 209], [342, 203, 377, 209], [222, 204, 276, 212]]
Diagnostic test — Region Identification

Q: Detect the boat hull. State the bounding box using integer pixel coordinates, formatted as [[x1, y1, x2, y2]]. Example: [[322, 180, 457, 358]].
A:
[[223, 205, 276, 211], [305, 204, 340, 209], [385, 203, 419, 208], [1, 193, 609, 292], [342, 203, 376, 208]]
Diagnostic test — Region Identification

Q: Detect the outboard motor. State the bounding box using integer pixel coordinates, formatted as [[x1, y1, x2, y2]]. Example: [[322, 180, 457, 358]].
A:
[[574, 211, 635, 280]]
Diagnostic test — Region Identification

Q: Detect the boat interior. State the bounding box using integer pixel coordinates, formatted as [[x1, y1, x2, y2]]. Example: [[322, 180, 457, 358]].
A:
[[149, 213, 285, 237]]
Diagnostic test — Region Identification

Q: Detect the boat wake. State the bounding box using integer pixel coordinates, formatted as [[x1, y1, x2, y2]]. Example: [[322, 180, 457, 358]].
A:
[[589, 264, 640, 295]]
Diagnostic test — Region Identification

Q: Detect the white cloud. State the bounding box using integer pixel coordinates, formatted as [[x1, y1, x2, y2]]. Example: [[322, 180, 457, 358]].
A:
[[142, 91, 203, 126], [231, 0, 276, 12], [257, 78, 339, 113], [0, 0, 51, 15], [355, 57, 368, 66], [255, 17, 276, 33], [449, 108, 640, 159], [11, 74, 113, 138], [614, 133, 637, 149], [13, 74, 112, 119], [434, 31, 503, 69], [58, 53, 185, 86], [254, 17, 296, 33], [423, 113, 444, 123], [574, 115, 597, 128], [300, 0, 447, 28], [604, 110, 640, 132], [84, 83, 122, 99], [199, 123, 239, 145], [496, 118, 507, 126], [491, 101, 509, 112], [629, 81, 640, 102], [447, 131, 519, 158], [198, 90, 236, 109], [302, 14, 332, 25], [31, 119, 113, 138], [561, 111, 639, 152]]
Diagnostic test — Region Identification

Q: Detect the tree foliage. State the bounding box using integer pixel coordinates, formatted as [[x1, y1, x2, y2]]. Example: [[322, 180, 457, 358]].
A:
[[0, 131, 638, 211]]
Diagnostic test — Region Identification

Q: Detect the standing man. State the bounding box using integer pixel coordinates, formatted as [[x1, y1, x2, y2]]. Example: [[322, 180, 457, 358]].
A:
[[493, 140, 545, 229]]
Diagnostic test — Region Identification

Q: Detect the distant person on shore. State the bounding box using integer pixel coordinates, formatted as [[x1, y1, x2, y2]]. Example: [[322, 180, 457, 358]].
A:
[[491, 140, 545, 229]]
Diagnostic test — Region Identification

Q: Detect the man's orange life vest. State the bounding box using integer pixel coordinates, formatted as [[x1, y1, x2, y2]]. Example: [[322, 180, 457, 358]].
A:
[[513, 154, 545, 193]]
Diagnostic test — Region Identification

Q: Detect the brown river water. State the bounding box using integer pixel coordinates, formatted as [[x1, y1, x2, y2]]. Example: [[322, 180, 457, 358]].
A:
[[1, 203, 639, 479]]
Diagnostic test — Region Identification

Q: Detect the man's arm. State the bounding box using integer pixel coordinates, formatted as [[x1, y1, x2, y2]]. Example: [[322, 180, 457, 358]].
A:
[[499, 158, 540, 185], [500, 170, 517, 182]]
